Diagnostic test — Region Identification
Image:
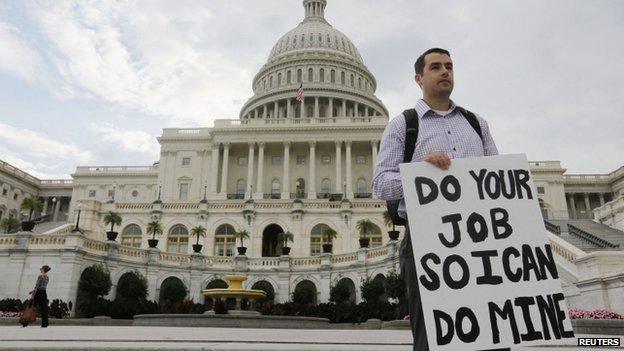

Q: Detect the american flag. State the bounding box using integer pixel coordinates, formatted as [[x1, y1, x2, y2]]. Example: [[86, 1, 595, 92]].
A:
[[295, 83, 303, 102]]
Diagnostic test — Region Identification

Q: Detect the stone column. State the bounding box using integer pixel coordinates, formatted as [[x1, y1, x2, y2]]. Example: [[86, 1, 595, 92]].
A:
[[287, 99, 292, 118], [52, 198, 60, 221], [210, 143, 220, 196], [246, 142, 255, 199], [300, 98, 306, 118], [567, 193, 577, 219], [220, 143, 230, 198], [354, 103, 359, 117], [599, 193, 605, 206], [314, 97, 319, 118], [584, 193, 592, 219], [274, 101, 278, 118], [345, 141, 353, 198], [282, 141, 291, 199], [328, 98, 333, 118], [371, 140, 378, 172], [262, 105, 267, 119], [365, 106, 370, 117], [255, 142, 265, 198], [42, 197, 49, 216], [335, 141, 342, 193], [308, 141, 317, 199], [342, 99, 347, 117]]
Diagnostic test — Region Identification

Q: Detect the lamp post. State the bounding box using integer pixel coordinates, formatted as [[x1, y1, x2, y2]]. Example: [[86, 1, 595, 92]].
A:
[[51, 197, 57, 221], [73, 202, 84, 233]]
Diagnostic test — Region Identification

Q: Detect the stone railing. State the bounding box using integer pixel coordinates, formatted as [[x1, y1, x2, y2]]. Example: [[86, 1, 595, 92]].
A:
[[291, 257, 322, 268], [366, 245, 390, 260], [593, 195, 624, 222], [330, 252, 358, 265], [213, 116, 387, 128], [544, 220, 561, 235], [74, 166, 158, 175], [159, 252, 191, 265], [0, 159, 40, 186], [117, 245, 149, 262], [83, 238, 108, 254], [28, 235, 66, 246], [0, 237, 16, 247], [248, 257, 281, 268], [39, 179, 73, 187]]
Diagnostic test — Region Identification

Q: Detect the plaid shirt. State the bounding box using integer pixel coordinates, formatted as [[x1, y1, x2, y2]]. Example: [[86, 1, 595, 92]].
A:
[[372, 99, 499, 218]]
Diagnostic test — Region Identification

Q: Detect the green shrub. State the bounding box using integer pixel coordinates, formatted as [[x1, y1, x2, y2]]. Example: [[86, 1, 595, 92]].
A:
[[292, 285, 316, 304], [360, 278, 385, 303], [78, 264, 112, 298], [159, 277, 187, 312], [116, 271, 148, 300], [329, 280, 352, 304], [49, 299, 69, 319], [0, 298, 24, 312]]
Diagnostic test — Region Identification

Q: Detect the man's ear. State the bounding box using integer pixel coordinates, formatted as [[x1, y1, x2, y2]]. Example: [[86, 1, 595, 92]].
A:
[[414, 74, 422, 88]]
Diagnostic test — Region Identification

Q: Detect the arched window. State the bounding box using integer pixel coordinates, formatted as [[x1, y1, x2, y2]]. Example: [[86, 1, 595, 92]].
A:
[[321, 178, 331, 194], [214, 224, 236, 256], [340, 71, 345, 85], [297, 69, 302, 83], [327, 34, 331, 43], [287, 70, 291, 84], [121, 224, 142, 248], [262, 79, 266, 90], [271, 179, 281, 196], [330, 69, 335, 83], [358, 77, 362, 89], [308, 68, 313, 82], [310, 224, 334, 255], [367, 223, 383, 248], [167, 224, 188, 254], [319, 68, 324, 83], [236, 179, 246, 198], [350, 74, 354, 87], [357, 178, 367, 194], [269, 75, 273, 88], [318, 34, 322, 43], [277, 73, 282, 87]]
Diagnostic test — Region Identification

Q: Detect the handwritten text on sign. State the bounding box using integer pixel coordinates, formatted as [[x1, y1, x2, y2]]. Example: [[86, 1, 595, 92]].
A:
[[399, 154, 574, 350]]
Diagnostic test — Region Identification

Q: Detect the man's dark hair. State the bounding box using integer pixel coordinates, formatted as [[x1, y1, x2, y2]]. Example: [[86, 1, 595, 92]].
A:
[[414, 48, 451, 75], [41, 265, 51, 273]]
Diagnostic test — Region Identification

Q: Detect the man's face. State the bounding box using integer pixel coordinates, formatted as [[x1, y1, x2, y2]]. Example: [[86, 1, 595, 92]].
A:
[[415, 52, 454, 97]]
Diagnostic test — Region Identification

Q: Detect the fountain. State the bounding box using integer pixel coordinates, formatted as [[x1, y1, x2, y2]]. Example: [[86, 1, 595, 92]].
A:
[[133, 273, 329, 328], [202, 275, 266, 315]]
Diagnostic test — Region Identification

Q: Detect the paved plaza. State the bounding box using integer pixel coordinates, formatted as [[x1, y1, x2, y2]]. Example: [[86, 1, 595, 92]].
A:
[[0, 326, 618, 350]]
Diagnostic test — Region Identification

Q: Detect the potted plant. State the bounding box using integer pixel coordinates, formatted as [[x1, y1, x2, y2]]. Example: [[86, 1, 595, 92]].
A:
[[146, 220, 163, 248], [356, 218, 375, 248], [321, 227, 338, 254], [235, 230, 250, 255], [103, 211, 122, 241], [0, 216, 20, 233], [278, 231, 294, 255], [191, 225, 206, 253], [383, 211, 400, 241], [20, 197, 43, 231]]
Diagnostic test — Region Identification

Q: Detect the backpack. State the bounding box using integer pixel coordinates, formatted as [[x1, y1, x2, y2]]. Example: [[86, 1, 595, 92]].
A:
[[385, 106, 483, 226]]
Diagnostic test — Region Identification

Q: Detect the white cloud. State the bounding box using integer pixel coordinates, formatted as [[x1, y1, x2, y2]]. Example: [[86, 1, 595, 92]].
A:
[[89, 122, 159, 156], [0, 21, 43, 83], [0, 122, 92, 163]]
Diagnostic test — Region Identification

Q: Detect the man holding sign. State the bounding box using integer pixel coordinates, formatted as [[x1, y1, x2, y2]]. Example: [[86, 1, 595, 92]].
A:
[[373, 48, 574, 350], [373, 48, 501, 350]]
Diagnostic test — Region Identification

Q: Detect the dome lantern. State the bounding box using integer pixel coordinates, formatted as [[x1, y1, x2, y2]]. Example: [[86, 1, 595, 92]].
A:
[[303, 0, 327, 22]]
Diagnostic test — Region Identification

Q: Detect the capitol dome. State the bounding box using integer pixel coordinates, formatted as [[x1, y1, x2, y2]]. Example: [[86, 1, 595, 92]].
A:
[[239, 0, 388, 121]]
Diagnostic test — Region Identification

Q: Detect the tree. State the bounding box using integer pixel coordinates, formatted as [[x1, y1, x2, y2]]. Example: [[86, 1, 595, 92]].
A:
[[321, 227, 338, 244], [116, 270, 148, 300], [20, 197, 43, 221], [103, 212, 122, 232], [356, 219, 376, 239], [159, 277, 187, 312], [0, 216, 20, 233], [277, 231, 294, 248], [360, 277, 385, 303], [329, 280, 352, 304], [146, 220, 163, 240], [191, 225, 207, 245], [76, 264, 112, 317], [382, 211, 395, 231], [235, 230, 250, 247]]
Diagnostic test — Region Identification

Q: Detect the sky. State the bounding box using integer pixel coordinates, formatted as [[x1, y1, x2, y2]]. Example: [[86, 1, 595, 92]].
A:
[[0, 0, 623, 179]]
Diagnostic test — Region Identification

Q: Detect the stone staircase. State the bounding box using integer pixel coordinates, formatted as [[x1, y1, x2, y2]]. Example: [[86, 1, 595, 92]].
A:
[[545, 219, 624, 252], [31, 221, 70, 234]]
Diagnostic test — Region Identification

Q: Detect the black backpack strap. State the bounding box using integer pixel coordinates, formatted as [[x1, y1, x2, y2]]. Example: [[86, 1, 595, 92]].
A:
[[402, 109, 419, 163], [456, 106, 483, 141]]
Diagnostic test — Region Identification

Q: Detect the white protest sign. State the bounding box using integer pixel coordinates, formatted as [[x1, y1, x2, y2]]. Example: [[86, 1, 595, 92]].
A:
[[399, 154, 575, 350]]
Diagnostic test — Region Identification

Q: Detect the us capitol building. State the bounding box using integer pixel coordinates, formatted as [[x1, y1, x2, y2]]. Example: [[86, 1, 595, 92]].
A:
[[1, 0, 623, 312]]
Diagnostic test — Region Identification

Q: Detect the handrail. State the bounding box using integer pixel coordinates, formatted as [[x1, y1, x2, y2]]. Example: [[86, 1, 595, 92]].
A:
[[544, 220, 561, 235], [567, 224, 619, 248]]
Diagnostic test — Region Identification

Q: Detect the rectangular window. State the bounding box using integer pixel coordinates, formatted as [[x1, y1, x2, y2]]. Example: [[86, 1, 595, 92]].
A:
[[238, 157, 248, 166], [271, 156, 282, 165], [311, 237, 321, 256], [2, 189, 7, 196], [321, 155, 331, 164], [537, 186, 545, 195], [356, 155, 366, 164], [179, 183, 189, 200], [108, 190, 115, 199], [182, 157, 191, 166], [296, 155, 306, 165], [88, 190, 96, 198]]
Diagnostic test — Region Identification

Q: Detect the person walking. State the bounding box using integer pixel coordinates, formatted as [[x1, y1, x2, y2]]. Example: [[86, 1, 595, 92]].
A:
[[373, 48, 507, 351], [29, 265, 51, 328]]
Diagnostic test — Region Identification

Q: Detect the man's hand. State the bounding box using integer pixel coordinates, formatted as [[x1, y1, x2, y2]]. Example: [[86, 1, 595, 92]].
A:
[[424, 152, 451, 170]]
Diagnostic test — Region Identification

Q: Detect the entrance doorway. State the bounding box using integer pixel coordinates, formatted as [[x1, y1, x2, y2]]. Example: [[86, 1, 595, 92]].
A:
[[262, 224, 284, 257]]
